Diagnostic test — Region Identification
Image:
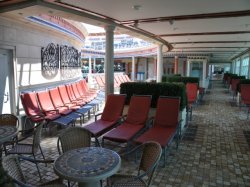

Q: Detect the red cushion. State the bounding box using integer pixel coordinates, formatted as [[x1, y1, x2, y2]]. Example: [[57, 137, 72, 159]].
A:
[[84, 119, 116, 136], [135, 126, 176, 147], [101, 94, 126, 122], [103, 122, 144, 142]]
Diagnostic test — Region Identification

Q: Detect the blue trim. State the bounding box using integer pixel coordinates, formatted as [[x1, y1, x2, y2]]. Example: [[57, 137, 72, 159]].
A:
[[27, 16, 85, 43]]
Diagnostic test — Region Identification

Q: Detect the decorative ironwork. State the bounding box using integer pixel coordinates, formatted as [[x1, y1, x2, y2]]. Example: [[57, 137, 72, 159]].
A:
[[60, 45, 80, 68], [41, 43, 59, 79], [41, 43, 59, 69]]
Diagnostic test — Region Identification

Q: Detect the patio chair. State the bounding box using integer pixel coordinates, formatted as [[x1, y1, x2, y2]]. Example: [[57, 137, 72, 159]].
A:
[[57, 126, 92, 155], [4, 122, 46, 180], [186, 83, 198, 121], [102, 95, 151, 151], [2, 154, 66, 187], [240, 84, 250, 118], [0, 114, 19, 157], [134, 96, 181, 166], [107, 141, 162, 187], [95, 75, 105, 89], [83, 94, 126, 146]]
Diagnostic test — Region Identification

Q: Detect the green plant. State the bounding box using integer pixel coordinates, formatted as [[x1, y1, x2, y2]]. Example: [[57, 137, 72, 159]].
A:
[[120, 82, 187, 110]]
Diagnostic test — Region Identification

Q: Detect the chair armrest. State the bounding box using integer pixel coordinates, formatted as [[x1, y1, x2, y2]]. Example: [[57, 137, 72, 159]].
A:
[[95, 113, 103, 121], [19, 155, 54, 164], [145, 117, 154, 128]]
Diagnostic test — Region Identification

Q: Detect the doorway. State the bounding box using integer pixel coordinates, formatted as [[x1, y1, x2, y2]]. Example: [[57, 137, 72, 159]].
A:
[[0, 48, 15, 114]]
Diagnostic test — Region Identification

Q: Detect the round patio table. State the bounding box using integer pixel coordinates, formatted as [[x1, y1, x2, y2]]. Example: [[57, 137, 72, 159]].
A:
[[54, 147, 121, 187], [0, 126, 18, 144]]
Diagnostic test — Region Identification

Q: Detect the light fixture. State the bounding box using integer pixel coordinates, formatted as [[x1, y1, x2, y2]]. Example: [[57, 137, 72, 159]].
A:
[[132, 5, 142, 10], [169, 19, 174, 25]]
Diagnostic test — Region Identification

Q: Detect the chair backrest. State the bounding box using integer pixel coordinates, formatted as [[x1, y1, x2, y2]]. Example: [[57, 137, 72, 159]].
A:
[[32, 123, 44, 153], [20, 92, 43, 122], [0, 114, 19, 128], [154, 96, 180, 127], [57, 126, 91, 154], [138, 141, 162, 186], [124, 74, 131, 82], [2, 155, 27, 185], [36, 90, 57, 112], [71, 82, 81, 99], [186, 83, 198, 102], [125, 95, 151, 125], [95, 75, 105, 87], [58, 85, 72, 104], [231, 79, 240, 91], [101, 94, 126, 122], [240, 84, 250, 101], [49, 88, 65, 108], [66, 84, 78, 102]]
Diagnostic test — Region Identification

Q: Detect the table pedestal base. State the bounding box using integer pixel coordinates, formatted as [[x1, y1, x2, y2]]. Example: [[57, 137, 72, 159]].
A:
[[79, 181, 101, 187]]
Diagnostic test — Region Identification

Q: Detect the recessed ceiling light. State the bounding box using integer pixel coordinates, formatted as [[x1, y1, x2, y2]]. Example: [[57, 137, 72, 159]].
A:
[[132, 5, 142, 10]]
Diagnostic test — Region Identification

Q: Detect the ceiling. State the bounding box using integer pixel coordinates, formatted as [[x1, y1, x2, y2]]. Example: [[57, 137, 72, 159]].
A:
[[1, 0, 250, 63]]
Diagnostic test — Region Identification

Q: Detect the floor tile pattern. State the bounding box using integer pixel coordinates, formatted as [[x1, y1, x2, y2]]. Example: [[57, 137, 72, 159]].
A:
[[2, 80, 250, 187]]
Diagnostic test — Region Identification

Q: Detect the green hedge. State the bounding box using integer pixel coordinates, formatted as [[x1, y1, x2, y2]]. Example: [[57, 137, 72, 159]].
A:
[[120, 82, 187, 110], [162, 75, 199, 86]]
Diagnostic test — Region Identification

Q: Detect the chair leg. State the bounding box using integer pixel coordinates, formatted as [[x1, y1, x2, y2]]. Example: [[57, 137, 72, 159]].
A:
[[33, 154, 42, 180], [39, 145, 46, 166]]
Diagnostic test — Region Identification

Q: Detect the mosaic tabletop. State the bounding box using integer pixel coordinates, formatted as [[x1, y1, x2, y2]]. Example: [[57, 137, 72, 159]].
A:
[[54, 147, 121, 183], [0, 126, 18, 144]]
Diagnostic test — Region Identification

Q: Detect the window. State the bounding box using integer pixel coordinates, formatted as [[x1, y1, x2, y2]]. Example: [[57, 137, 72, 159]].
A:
[[241, 56, 249, 78], [235, 59, 241, 75]]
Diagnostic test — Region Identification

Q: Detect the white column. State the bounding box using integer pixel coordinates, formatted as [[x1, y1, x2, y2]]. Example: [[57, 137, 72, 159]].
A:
[[132, 56, 135, 81], [93, 57, 96, 73], [187, 60, 190, 76], [104, 25, 115, 98], [88, 56, 92, 84], [156, 44, 163, 82]]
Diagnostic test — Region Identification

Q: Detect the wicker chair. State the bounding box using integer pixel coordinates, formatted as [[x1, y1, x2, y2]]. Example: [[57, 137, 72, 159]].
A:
[[4, 122, 46, 180], [107, 141, 162, 187], [2, 154, 66, 187], [0, 114, 19, 156], [57, 126, 92, 155]]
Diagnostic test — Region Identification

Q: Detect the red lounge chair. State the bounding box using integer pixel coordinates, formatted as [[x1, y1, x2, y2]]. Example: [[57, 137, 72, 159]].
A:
[[95, 75, 105, 89], [36, 90, 81, 124], [20, 92, 73, 128], [134, 96, 181, 166], [124, 74, 132, 82], [186, 83, 198, 121], [65, 84, 87, 106], [231, 79, 240, 100], [102, 95, 151, 150], [77, 81, 97, 99], [240, 84, 250, 118], [71, 82, 92, 102], [84, 94, 126, 145], [79, 79, 99, 95]]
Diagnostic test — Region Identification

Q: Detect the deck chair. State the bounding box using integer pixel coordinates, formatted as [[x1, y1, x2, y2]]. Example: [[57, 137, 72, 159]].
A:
[[2, 154, 66, 187], [4, 122, 45, 180], [102, 95, 151, 151], [134, 96, 181, 166], [65, 84, 87, 106], [84, 94, 126, 146], [58, 85, 93, 122], [95, 75, 105, 89], [186, 83, 198, 121], [107, 141, 162, 187], [37, 90, 81, 124], [240, 84, 250, 118], [231, 78, 240, 100], [21, 92, 75, 130]]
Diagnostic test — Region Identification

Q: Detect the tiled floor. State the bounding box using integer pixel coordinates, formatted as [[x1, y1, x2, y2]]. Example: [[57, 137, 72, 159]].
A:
[[3, 80, 250, 186]]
